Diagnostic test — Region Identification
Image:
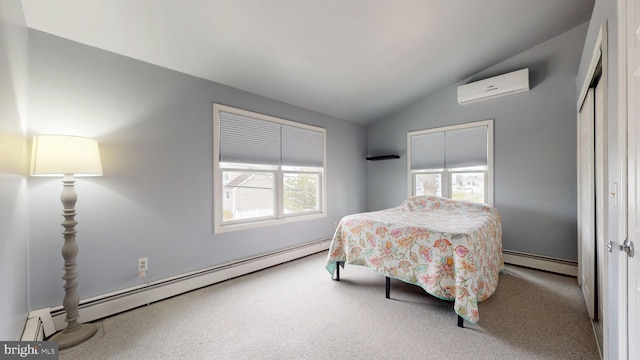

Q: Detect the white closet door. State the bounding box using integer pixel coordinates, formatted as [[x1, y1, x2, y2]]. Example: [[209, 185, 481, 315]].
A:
[[578, 88, 596, 320], [594, 79, 605, 323]]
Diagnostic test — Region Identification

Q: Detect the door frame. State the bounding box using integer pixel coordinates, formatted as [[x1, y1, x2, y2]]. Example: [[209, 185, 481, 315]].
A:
[[616, 0, 632, 357], [622, 0, 640, 358]]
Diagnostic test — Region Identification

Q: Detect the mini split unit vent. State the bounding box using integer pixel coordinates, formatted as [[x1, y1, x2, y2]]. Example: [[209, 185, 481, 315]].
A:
[[457, 68, 529, 105]]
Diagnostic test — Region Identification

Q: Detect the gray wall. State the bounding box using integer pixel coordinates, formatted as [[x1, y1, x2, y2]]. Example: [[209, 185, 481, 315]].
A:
[[0, 0, 29, 340], [27, 30, 367, 309], [367, 22, 589, 261]]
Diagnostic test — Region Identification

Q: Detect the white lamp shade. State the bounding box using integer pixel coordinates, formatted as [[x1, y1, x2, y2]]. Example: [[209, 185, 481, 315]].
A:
[[30, 135, 103, 176]]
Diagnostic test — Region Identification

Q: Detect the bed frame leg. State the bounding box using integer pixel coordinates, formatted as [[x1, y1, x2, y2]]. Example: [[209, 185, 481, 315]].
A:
[[333, 261, 343, 281], [385, 277, 390, 299], [457, 315, 464, 328]]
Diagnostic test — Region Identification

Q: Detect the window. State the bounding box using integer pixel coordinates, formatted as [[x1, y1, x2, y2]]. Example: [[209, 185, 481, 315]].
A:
[[213, 104, 326, 233], [407, 120, 493, 205]]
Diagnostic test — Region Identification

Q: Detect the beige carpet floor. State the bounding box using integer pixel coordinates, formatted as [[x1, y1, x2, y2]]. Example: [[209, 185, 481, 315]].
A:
[[58, 251, 599, 359]]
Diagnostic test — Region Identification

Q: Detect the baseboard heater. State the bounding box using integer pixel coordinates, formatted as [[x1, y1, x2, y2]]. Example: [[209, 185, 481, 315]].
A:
[[502, 249, 577, 277], [23, 238, 331, 340]]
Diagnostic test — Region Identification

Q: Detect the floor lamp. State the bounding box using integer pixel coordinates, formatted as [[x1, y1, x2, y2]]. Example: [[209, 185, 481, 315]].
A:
[[30, 135, 103, 349]]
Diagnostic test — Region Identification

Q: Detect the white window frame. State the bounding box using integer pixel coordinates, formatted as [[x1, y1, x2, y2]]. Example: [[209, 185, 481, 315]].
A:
[[213, 104, 327, 233], [407, 120, 494, 205]]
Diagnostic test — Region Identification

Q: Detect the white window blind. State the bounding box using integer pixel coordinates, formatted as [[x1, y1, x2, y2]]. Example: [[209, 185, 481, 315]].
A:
[[219, 111, 324, 168], [219, 111, 281, 165], [281, 125, 324, 167], [444, 126, 488, 168], [410, 125, 488, 169], [410, 131, 445, 169]]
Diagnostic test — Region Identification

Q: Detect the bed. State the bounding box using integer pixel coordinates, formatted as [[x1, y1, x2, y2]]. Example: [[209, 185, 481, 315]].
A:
[[325, 195, 503, 325]]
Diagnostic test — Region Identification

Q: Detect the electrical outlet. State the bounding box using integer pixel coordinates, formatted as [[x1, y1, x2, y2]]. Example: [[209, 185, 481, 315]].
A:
[[138, 257, 148, 272]]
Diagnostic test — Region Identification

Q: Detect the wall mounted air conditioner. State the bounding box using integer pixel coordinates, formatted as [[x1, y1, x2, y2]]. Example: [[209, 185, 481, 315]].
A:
[[457, 68, 529, 105]]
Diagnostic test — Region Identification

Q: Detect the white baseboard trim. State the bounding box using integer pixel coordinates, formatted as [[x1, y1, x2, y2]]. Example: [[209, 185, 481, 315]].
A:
[[20, 311, 46, 341], [502, 249, 578, 276], [23, 238, 331, 340]]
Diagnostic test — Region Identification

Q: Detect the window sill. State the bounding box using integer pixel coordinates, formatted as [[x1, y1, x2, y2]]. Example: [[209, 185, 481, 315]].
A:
[[214, 212, 326, 234]]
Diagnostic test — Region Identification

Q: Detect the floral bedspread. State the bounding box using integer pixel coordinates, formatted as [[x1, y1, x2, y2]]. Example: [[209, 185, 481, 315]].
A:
[[326, 196, 503, 323]]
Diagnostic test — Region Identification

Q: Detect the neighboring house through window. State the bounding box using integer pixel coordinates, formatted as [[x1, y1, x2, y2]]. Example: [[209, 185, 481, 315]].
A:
[[213, 104, 326, 233], [407, 120, 494, 205]]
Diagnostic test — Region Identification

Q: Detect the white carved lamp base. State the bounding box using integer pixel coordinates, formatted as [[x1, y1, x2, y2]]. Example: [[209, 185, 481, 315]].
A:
[[50, 323, 98, 350]]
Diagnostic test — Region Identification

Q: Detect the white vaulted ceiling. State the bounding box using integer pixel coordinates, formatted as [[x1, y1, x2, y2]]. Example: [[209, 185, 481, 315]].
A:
[[20, 0, 594, 124]]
